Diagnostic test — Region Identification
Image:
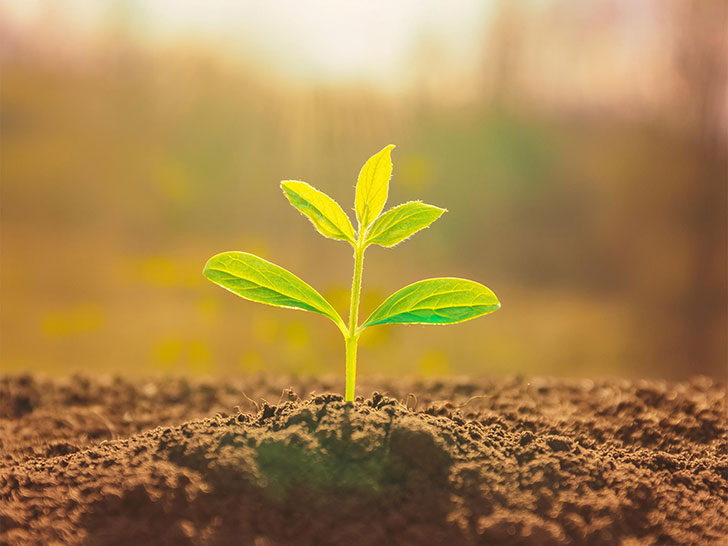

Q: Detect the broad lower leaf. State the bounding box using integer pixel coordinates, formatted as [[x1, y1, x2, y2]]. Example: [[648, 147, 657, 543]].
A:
[[281, 180, 356, 243], [204, 252, 345, 331], [365, 201, 446, 248], [361, 278, 499, 329], [355, 144, 395, 230]]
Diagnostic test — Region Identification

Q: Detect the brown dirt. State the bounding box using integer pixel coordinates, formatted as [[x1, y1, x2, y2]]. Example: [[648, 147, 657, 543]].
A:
[[1, 374, 726, 545]]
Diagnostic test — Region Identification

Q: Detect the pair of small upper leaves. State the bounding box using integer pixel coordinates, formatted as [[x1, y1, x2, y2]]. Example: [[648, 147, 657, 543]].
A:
[[282, 145, 445, 248], [203, 145, 500, 333]]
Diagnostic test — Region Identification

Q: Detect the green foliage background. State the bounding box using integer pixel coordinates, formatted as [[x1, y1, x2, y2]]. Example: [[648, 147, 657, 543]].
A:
[[1, 2, 725, 379]]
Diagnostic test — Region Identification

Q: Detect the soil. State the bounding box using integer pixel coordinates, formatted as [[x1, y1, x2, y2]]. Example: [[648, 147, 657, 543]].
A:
[[1, 374, 726, 545]]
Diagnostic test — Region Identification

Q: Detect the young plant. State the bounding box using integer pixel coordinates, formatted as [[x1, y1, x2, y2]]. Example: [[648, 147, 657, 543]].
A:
[[203, 145, 500, 401]]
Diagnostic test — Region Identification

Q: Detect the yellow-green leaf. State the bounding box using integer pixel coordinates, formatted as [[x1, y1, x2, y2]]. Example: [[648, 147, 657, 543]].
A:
[[365, 201, 446, 248], [203, 252, 345, 332], [355, 144, 395, 230], [281, 180, 356, 243], [361, 278, 499, 329]]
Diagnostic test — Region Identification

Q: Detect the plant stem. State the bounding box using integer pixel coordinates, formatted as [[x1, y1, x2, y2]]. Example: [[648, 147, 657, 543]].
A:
[[344, 335, 358, 402], [345, 243, 365, 401]]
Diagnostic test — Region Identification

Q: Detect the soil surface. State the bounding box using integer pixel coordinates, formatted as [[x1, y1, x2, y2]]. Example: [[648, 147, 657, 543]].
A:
[[1, 374, 726, 545]]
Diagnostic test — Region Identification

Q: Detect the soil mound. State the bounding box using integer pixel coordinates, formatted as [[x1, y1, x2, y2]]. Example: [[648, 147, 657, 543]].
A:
[[1, 375, 726, 545]]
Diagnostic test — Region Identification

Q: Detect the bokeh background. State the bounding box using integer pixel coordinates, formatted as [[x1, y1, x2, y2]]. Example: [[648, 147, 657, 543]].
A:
[[1, 1, 726, 380]]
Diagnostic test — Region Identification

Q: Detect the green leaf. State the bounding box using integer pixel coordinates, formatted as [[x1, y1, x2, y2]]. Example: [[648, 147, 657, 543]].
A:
[[361, 278, 499, 329], [365, 201, 446, 248], [281, 180, 356, 243], [355, 144, 395, 230], [203, 252, 346, 332]]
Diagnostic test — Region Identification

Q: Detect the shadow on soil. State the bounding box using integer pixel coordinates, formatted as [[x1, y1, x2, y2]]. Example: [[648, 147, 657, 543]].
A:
[[81, 393, 463, 546]]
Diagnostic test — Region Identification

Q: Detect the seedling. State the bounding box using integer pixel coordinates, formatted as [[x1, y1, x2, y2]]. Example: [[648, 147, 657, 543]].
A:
[[204, 145, 500, 401]]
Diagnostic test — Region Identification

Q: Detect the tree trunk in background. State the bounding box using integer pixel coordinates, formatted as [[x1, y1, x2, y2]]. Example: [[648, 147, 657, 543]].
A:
[[671, 0, 727, 377]]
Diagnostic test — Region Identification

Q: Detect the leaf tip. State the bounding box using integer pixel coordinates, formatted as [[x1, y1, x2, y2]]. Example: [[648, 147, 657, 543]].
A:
[[380, 144, 396, 160], [202, 253, 221, 279]]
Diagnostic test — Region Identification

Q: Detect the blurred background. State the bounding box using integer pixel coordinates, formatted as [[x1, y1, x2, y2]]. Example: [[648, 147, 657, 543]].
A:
[[1, 0, 726, 380]]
